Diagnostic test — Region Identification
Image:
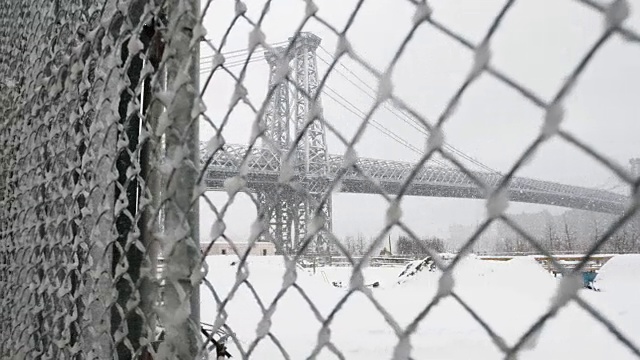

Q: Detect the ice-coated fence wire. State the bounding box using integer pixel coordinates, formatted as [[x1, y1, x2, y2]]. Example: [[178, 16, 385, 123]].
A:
[[0, 0, 203, 359], [1, 0, 639, 359]]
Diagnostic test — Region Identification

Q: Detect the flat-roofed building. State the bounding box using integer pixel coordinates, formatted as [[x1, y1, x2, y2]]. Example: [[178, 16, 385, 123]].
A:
[[201, 241, 276, 256]]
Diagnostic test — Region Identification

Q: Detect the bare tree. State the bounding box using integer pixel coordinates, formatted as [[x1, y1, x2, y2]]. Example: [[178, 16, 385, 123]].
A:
[[396, 236, 416, 255], [592, 216, 601, 253], [497, 238, 516, 253], [545, 217, 558, 253], [344, 236, 357, 256], [632, 217, 640, 252], [342, 233, 371, 256], [616, 224, 639, 253], [608, 229, 627, 253], [356, 233, 367, 256], [422, 237, 446, 253], [562, 215, 575, 253]]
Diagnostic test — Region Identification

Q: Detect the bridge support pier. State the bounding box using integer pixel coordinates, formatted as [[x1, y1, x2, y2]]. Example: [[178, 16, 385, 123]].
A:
[[257, 189, 294, 254], [257, 187, 332, 255]]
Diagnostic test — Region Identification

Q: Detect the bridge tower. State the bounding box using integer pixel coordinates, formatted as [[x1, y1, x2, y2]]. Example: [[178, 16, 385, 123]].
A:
[[263, 46, 291, 151], [259, 33, 331, 255]]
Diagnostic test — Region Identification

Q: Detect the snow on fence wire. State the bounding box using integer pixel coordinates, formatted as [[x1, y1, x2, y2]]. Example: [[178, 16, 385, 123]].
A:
[[1, 0, 640, 359]]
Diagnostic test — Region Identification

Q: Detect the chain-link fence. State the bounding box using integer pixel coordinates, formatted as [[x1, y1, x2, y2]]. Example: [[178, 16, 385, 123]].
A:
[[1, 0, 640, 359]]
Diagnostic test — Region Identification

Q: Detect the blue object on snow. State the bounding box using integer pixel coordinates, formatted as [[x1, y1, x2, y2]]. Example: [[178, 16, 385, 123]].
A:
[[582, 271, 597, 287]]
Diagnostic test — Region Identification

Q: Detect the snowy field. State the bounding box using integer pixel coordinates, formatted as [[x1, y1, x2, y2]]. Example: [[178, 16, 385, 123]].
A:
[[200, 255, 640, 359]]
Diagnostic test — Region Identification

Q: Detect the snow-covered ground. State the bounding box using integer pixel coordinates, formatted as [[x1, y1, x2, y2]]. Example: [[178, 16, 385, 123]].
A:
[[200, 255, 640, 359]]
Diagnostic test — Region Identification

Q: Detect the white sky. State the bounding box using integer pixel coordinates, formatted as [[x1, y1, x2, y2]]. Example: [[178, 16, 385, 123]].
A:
[[196, 0, 640, 243]]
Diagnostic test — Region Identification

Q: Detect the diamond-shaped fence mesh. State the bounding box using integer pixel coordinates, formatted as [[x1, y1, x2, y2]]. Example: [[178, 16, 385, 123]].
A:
[[1, 0, 640, 359]]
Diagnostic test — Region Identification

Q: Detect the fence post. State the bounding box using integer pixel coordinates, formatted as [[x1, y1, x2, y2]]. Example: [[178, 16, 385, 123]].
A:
[[139, 14, 167, 357], [160, 0, 201, 358]]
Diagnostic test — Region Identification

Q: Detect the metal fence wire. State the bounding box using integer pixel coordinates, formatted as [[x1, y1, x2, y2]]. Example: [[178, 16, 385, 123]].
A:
[[1, 0, 640, 359]]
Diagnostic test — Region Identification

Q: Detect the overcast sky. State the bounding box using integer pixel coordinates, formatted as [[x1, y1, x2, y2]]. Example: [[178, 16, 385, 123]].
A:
[[195, 0, 640, 243]]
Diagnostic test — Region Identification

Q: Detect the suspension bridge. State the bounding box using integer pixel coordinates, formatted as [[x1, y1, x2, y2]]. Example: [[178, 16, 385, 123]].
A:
[[200, 32, 630, 253]]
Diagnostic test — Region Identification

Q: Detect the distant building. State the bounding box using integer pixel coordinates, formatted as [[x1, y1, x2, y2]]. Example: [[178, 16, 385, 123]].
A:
[[200, 241, 276, 256]]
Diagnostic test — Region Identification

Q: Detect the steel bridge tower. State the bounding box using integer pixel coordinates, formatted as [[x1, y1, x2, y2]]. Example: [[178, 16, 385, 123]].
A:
[[258, 33, 331, 255]]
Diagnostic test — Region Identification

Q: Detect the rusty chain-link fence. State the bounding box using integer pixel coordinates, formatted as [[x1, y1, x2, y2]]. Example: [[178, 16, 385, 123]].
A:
[[1, 0, 640, 359]]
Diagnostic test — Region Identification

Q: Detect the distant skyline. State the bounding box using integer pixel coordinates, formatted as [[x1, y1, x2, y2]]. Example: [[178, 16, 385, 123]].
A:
[[197, 0, 640, 244]]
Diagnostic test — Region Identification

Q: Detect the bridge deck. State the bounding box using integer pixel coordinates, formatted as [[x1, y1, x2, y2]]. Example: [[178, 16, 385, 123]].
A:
[[203, 145, 629, 214]]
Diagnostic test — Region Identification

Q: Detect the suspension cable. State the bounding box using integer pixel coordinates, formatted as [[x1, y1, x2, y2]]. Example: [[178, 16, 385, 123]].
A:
[[317, 46, 499, 174], [198, 44, 591, 196], [322, 85, 450, 167], [199, 46, 495, 173]]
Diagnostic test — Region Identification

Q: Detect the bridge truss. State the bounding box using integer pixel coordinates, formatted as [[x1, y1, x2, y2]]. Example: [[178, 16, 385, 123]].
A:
[[202, 32, 630, 255], [204, 143, 629, 254]]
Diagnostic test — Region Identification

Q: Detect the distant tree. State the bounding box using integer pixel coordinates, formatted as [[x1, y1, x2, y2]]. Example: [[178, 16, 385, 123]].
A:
[[344, 236, 357, 256], [545, 218, 558, 253], [562, 215, 575, 252], [631, 217, 640, 252], [496, 237, 516, 253], [609, 225, 638, 253], [496, 234, 535, 254], [356, 233, 367, 255], [513, 237, 529, 254], [592, 217, 600, 252], [343, 233, 372, 256], [396, 236, 447, 255], [396, 236, 416, 255], [422, 237, 446, 253]]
